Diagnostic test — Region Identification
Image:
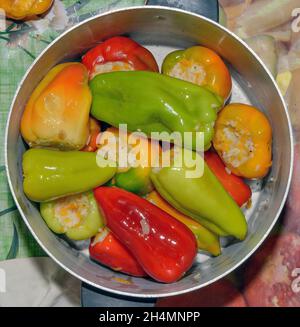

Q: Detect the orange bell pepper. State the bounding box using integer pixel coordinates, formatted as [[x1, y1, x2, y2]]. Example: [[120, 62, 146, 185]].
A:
[[0, 0, 53, 20], [213, 103, 272, 179], [21, 63, 91, 150], [162, 46, 232, 100], [146, 191, 221, 256]]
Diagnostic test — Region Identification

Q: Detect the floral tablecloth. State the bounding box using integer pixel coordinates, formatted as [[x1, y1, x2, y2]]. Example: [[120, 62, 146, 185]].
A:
[[0, 0, 300, 307]]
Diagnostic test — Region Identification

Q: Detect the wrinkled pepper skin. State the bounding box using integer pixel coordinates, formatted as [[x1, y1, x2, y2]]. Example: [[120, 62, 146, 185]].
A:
[[82, 36, 159, 79], [81, 118, 101, 152], [21, 63, 91, 150], [0, 0, 53, 20], [150, 150, 247, 240], [90, 71, 223, 150], [97, 127, 161, 195], [162, 46, 232, 100], [89, 228, 147, 277], [205, 151, 252, 207], [94, 187, 197, 283], [146, 191, 221, 256], [40, 192, 103, 241], [213, 103, 272, 179], [23, 149, 116, 202]]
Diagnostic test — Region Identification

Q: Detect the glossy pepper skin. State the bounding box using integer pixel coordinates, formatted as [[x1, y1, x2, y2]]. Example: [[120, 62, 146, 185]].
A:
[[205, 151, 252, 207], [97, 127, 161, 195], [162, 46, 232, 100], [40, 191, 103, 241], [150, 149, 247, 240], [89, 228, 147, 277], [23, 149, 116, 202], [94, 187, 197, 283], [21, 63, 91, 150], [213, 103, 272, 179], [82, 36, 159, 79], [90, 71, 223, 150], [146, 191, 221, 256], [0, 0, 53, 20]]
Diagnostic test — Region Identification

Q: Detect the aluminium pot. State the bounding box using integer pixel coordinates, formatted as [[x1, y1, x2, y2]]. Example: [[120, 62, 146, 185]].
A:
[[5, 1, 293, 299]]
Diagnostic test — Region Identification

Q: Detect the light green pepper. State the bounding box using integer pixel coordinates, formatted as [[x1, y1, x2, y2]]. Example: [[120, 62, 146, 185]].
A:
[[23, 148, 116, 202], [90, 71, 223, 150], [40, 191, 103, 240], [151, 150, 248, 240]]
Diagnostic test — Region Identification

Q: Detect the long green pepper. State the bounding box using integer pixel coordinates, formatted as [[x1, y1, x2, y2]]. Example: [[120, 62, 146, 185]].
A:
[[22, 148, 116, 202], [151, 150, 248, 240], [90, 71, 223, 150]]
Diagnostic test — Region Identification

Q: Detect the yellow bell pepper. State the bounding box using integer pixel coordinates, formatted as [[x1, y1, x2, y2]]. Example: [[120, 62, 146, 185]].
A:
[[21, 63, 91, 150], [213, 103, 272, 179], [146, 191, 221, 256], [0, 0, 53, 20]]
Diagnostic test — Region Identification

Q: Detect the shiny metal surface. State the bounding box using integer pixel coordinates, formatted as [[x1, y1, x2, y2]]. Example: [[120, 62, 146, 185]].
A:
[[5, 6, 293, 298]]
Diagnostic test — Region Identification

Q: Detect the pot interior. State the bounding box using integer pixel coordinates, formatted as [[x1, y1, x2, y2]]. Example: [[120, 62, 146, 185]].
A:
[[6, 7, 293, 297]]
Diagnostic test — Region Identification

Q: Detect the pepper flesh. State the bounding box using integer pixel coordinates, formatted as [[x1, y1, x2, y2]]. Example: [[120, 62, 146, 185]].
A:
[[146, 191, 221, 256], [89, 228, 147, 277], [94, 187, 197, 283], [150, 149, 247, 240], [82, 36, 159, 79], [0, 0, 53, 20], [213, 103, 272, 179], [81, 118, 101, 152], [205, 151, 252, 207], [90, 71, 223, 150], [21, 63, 91, 150], [162, 46, 232, 100], [40, 191, 103, 241], [22, 148, 116, 202]]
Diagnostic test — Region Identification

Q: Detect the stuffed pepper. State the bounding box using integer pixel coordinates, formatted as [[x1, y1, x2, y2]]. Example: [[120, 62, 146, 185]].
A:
[[162, 46, 232, 100], [40, 191, 103, 241], [21, 63, 92, 150], [97, 127, 161, 195], [82, 36, 159, 79]]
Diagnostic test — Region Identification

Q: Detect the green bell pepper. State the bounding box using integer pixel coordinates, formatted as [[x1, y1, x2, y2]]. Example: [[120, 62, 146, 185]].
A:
[[150, 150, 247, 240], [90, 71, 223, 150], [23, 148, 116, 202], [40, 191, 103, 240]]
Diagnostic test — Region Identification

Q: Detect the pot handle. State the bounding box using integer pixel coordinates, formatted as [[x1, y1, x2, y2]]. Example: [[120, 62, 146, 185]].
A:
[[146, 0, 219, 22]]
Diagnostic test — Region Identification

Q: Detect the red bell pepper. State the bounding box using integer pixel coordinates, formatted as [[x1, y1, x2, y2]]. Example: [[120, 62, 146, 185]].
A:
[[82, 36, 159, 79], [205, 151, 252, 207], [89, 228, 146, 277], [94, 187, 197, 283]]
